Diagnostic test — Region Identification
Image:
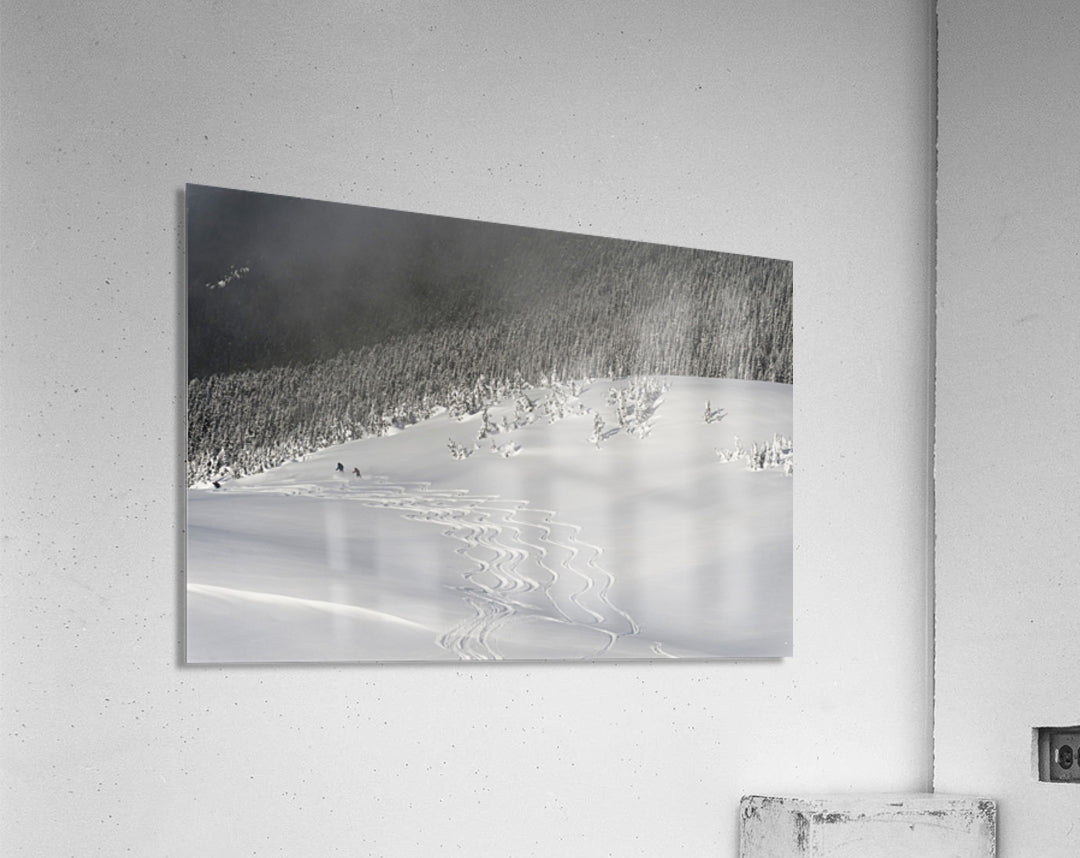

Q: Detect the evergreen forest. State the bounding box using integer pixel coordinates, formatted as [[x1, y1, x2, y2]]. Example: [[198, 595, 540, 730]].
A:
[[187, 186, 792, 486]]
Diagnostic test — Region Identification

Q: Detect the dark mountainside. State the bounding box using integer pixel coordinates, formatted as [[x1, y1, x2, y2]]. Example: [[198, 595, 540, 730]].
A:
[[186, 185, 792, 484]]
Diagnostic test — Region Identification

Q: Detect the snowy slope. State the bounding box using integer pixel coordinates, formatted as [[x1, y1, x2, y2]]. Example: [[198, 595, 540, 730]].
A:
[[186, 376, 791, 662]]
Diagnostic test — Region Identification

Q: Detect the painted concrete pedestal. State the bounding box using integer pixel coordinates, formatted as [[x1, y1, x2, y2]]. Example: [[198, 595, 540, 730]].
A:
[[739, 794, 996, 857]]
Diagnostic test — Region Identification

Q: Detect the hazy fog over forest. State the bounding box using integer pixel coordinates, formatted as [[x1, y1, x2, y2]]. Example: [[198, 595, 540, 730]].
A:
[[186, 185, 792, 485], [186, 184, 792, 383]]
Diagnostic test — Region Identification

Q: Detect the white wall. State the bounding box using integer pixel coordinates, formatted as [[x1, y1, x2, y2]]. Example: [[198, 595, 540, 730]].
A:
[[935, 2, 1080, 854], [0, 2, 934, 854]]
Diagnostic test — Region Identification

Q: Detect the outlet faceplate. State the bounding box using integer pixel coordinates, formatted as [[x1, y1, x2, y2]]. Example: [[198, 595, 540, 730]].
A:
[[1037, 726, 1080, 783]]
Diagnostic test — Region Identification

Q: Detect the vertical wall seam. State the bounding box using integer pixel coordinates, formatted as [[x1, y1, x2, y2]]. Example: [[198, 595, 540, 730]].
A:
[[928, 0, 940, 792]]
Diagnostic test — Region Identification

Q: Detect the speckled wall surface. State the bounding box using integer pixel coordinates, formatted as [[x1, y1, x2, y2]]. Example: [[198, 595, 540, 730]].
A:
[[936, 1, 1080, 853], [0, 3, 933, 854]]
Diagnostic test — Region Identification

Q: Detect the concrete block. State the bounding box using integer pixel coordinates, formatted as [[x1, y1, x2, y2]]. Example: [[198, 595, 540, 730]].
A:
[[740, 794, 996, 857]]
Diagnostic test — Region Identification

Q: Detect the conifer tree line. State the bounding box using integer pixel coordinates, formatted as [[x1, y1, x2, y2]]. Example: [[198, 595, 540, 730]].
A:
[[187, 205, 792, 486]]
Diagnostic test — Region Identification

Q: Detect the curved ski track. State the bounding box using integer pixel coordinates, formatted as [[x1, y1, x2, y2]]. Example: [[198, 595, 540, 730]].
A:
[[215, 475, 641, 660]]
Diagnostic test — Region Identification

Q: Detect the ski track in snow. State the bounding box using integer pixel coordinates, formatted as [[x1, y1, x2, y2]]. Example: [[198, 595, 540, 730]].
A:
[[211, 475, 641, 660]]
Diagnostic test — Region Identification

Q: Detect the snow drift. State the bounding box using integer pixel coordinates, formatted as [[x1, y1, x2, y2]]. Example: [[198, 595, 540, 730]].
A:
[[186, 376, 791, 662]]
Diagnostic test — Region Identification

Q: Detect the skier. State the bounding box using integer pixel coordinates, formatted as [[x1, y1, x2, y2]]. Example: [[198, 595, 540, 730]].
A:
[[352, 467, 361, 477], [336, 462, 344, 472]]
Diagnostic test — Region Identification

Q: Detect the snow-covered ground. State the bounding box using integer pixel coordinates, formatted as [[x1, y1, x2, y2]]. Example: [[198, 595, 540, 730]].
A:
[[186, 376, 791, 662]]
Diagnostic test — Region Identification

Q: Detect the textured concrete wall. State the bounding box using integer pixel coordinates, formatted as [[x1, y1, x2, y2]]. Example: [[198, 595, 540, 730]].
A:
[[1, 2, 933, 854], [935, 1, 1080, 854]]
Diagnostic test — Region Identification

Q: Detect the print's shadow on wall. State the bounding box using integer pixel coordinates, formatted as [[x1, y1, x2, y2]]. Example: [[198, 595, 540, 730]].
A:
[[175, 187, 188, 669]]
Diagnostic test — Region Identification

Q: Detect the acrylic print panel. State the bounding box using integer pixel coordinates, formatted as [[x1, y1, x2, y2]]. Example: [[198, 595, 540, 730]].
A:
[[185, 185, 793, 663]]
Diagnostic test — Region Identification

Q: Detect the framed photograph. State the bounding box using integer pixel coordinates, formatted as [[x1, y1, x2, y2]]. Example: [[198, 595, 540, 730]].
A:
[[185, 185, 792, 662]]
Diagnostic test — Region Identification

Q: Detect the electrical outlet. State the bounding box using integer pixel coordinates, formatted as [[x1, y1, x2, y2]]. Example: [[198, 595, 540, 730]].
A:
[[1037, 726, 1080, 783]]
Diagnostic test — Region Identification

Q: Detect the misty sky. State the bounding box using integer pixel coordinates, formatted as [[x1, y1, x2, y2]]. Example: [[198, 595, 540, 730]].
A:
[[186, 185, 792, 382], [186, 184, 598, 377]]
